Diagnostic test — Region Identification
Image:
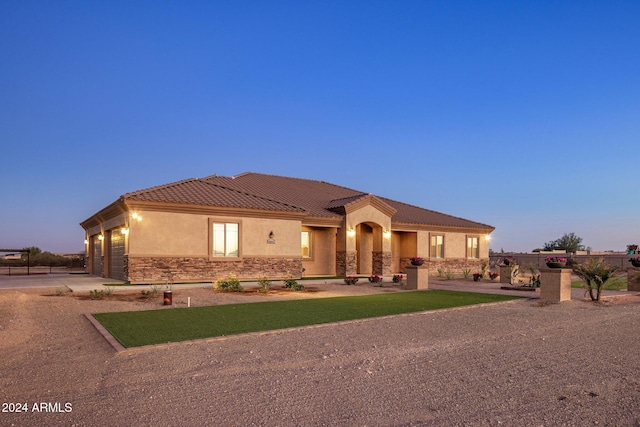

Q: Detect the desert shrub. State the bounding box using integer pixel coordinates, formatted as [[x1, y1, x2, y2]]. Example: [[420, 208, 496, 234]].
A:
[[344, 276, 359, 285], [141, 283, 163, 298], [258, 276, 271, 292], [437, 268, 444, 277], [89, 289, 105, 300], [55, 287, 66, 296], [462, 269, 471, 279], [282, 273, 303, 291], [573, 258, 619, 301], [480, 261, 488, 278], [445, 269, 454, 280], [215, 274, 243, 292]]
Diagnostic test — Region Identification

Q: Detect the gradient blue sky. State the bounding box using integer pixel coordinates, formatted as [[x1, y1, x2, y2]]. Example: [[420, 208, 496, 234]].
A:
[[1, 0, 638, 254]]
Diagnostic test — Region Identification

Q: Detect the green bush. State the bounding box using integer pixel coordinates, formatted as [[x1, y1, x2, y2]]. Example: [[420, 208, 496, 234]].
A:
[[282, 273, 304, 291], [215, 274, 243, 292], [344, 276, 359, 285], [258, 276, 271, 292]]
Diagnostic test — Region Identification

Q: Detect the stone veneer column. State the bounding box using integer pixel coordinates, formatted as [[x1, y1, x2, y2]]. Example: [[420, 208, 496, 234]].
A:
[[372, 251, 392, 276], [337, 251, 358, 277], [540, 268, 572, 303], [627, 267, 640, 292], [406, 265, 429, 290]]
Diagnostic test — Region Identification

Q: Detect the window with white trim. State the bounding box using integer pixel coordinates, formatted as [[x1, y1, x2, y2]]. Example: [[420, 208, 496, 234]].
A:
[[430, 235, 444, 258], [301, 231, 311, 258], [466, 236, 479, 259], [212, 223, 239, 257]]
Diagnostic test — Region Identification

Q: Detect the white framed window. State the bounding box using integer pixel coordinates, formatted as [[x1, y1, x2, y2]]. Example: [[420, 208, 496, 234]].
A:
[[466, 236, 479, 259], [213, 223, 239, 257], [430, 235, 444, 258], [301, 231, 311, 258]]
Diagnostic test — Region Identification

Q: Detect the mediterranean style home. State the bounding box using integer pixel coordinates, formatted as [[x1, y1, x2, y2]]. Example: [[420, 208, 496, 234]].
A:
[[80, 172, 494, 283]]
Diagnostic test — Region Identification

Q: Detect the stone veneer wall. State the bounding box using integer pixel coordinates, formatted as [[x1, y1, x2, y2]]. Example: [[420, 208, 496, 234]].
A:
[[373, 252, 392, 276], [125, 256, 303, 283]]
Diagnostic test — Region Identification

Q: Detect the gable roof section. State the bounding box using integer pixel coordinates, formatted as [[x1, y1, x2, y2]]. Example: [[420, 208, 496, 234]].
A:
[[122, 178, 306, 213], [326, 194, 397, 218], [200, 173, 362, 218], [202, 173, 492, 231], [84, 172, 493, 231], [380, 197, 493, 230]]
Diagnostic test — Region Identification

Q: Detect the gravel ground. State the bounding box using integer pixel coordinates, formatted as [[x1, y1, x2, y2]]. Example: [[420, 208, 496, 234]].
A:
[[1, 284, 640, 426]]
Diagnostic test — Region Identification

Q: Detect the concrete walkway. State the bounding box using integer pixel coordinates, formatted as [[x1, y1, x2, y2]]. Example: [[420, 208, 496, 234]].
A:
[[0, 273, 630, 300]]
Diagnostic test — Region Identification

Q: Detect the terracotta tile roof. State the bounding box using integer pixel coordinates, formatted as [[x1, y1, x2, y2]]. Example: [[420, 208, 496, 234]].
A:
[[121, 172, 493, 230]]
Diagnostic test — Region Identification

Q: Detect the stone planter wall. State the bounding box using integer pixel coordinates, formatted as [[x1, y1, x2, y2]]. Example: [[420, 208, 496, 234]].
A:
[[540, 267, 572, 303], [499, 264, 517, 284], [406, 265, 429, 290], [628, 267, 640, 292]]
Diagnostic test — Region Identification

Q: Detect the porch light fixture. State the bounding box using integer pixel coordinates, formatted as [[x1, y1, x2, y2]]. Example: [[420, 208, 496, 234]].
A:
[[121, 227, 129, 235], [347, 228, 356, 237], [383, 229, 391, 238], [98, 234, 104, 241], [131, 212, 143, 222], [269, 231, 274, 239], [484, 235, 491, 242], [84, 239, 88, 245]]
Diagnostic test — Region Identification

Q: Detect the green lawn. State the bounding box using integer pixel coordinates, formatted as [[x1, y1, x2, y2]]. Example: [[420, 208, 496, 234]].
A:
[[571, 276, 627, 290], [94, 290, 520, 348]]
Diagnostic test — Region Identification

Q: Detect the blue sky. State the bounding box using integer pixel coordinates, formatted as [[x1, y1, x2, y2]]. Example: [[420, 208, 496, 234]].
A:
[[1, 0, 638, 254]]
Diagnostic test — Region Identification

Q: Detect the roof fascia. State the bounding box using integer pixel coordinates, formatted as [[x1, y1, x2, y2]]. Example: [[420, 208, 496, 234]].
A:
[[124, 200, 308, 221], [391, 222, 495, 234], [80, 198, 128, 229]]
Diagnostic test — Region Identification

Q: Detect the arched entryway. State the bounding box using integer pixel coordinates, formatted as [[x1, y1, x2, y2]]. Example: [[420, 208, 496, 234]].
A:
[[354, 222, 385, 275]]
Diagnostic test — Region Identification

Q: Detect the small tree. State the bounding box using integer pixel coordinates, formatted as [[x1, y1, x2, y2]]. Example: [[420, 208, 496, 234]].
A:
[[543, 232, 585, 253], [572, 258, 619, 302]]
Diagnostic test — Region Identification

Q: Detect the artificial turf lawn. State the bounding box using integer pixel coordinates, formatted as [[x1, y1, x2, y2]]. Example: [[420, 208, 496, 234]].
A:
[[93, 290, 520, 348]]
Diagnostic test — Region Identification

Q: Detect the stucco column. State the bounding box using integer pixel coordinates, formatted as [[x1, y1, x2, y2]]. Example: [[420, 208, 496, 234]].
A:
[[627, 267, 640, 292], [540, 268, 572, 303], [499, 264, 517, 285], [406, 265, 428, 290]]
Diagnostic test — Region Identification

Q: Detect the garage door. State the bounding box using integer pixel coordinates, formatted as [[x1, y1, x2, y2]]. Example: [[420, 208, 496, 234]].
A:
[[92, 235, 102, 276], [108, 229, 125, 280]]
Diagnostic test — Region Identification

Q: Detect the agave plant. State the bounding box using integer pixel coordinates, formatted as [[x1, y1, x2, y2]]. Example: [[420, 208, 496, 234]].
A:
[[572, 258, 619, 302]]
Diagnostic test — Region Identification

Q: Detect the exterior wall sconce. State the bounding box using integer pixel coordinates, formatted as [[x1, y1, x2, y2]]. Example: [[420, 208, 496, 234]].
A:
[[98, 234, 104, 241], [121, 228, 129, 235], [484, 235, 491, 242], [131, 212, 143, 221], [347, 228, 356, 237], [269, 231, 274, 239], [383, 229, 391, 238], [84, 239, 89, 245]]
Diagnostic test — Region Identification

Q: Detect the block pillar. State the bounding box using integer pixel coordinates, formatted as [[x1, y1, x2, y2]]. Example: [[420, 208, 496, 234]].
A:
[[499, 264, 517, 285], [406, 265, 428, 290], [540, 268, 572, 303], [628, 267, 640, 292]]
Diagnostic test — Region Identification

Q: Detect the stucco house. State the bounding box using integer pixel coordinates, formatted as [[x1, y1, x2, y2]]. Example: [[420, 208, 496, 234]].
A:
[[80, 172, 494, 283]]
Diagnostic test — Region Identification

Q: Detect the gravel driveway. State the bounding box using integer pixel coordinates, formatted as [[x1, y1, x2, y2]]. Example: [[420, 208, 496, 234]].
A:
[[1, 282, 639, 426]]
